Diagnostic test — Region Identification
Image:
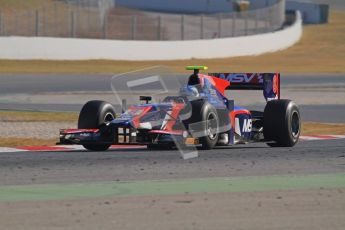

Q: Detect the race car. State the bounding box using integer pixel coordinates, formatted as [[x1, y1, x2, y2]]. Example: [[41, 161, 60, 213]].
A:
[[59, 66, 301, 151]]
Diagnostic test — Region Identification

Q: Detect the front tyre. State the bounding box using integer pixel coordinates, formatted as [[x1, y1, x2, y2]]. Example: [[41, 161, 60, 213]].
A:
[[263, 99, 301, 147], [147, 143, 174, 150], [184, 100, 219, 150], [82, 144, 112, 151], [78, 100, 116, 151], [199, 107, 219, 150]]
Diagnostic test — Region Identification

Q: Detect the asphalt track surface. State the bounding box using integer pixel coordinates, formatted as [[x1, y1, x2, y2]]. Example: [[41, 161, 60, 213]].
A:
[[0, 73, 344, 193], [0, 73, 344, 123], [0, 77, 344, 229], [1, 139, 344, 186], [1, 73, 344, 94]]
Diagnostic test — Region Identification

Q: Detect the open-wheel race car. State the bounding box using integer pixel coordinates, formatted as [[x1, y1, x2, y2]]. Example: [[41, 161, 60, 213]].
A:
[[59, 66, 301, 151]]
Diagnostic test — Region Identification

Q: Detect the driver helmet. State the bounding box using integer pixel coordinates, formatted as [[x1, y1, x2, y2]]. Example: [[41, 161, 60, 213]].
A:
[[179, 85, 200, 97]]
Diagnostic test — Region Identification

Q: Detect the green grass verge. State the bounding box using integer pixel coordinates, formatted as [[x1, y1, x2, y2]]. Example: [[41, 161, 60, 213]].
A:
[[0, 110, 78, 122], [0, 173, 345, 202]]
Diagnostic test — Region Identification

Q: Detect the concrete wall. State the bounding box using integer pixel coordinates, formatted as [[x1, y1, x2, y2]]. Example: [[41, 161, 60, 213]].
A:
[[0, 11, 302, 61], [115, 0, 281, 14]]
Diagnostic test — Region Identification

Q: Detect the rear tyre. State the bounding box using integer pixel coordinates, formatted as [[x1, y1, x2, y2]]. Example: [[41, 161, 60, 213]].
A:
[[78, 100, 116, 151], [263, 99, 300, 147]]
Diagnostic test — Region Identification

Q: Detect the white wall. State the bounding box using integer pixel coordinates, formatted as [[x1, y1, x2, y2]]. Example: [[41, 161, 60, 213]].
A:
[[0, 11, 302, 61]]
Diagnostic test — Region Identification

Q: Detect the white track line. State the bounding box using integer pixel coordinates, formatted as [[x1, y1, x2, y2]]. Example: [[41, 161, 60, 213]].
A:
[[300, 135, 345, 141], [0, 147, 29, 153]]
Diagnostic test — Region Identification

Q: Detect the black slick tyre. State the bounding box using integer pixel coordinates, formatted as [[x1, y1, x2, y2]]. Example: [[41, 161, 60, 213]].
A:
[[78, 100, 116, 151], [183, 100, 219, 150], [147, 144, 174, 150], [263, 99, 301, 147]]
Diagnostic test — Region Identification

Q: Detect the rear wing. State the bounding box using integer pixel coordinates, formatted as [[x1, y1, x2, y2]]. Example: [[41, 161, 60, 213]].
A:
[[209, 73, 280, 101]]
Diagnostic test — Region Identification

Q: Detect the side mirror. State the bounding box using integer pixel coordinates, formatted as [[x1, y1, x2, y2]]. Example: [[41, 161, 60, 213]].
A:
[[139, 96, 152, 104]]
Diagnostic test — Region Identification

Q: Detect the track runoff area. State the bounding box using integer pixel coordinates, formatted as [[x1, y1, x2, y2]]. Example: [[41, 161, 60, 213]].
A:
[[0, 69, 344, 219]]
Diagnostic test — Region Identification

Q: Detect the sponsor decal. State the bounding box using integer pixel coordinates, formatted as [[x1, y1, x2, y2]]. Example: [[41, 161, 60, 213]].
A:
[[217, 73, 263, 84], [235, 118, 252, 136], [242, 119, 252, 133]]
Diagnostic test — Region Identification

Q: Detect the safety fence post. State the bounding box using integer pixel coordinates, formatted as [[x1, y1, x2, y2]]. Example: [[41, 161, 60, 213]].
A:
[[53, 2, 58, 37], [200, 15, 204, 39], [35, 10, 39, 36], [269, 6, 273, 29], [103, 13, 108, 39], [70, 11, 76, 38], [180, 15, 184, 40], [14, 10, 18, 35], [232, 12, 236, 37], [0, 11, 2, 36], [157, 15, 161, 40], [217, 13, 222, 38], [87, 1, 91, 38], [41, 6, 45, 36], [131, 15, 136, 40], [265, 9, 269, 32], [245, 11, 248, 36], [255, 9, 258, 33]]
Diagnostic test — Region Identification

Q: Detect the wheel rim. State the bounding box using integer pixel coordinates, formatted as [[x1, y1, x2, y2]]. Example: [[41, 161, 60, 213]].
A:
[[291, 111, 300, 138], [206, 112, 218, 140], [104, 112, 115, 123]]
